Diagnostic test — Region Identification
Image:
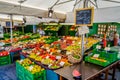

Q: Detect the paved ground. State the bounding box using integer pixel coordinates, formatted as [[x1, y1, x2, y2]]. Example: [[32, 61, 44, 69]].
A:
[[0, 63, 120, 80], [0, 63, 17, 80]]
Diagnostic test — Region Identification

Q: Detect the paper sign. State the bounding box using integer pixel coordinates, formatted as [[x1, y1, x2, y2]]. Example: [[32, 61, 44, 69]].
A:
[[46, 47, 49, 50], [72, 41, 75, 44], [96, 45, 101, 49], [59, 61, 65, 66], [48, 64, 52, 68], [46, 56, 49, 59], [57, 50, 61, 53], [50, 52, 53, 55], [19, 60, 23, 64], [104, 47, 110, 51], [78, 26, 89, 35], [29, 66, 33, 71], [37, 52, 41, 55], [56, 56, 61, 60], [93, 54, 99, 58], [66, 51, 72, 55], [47, 49, 50, 52]]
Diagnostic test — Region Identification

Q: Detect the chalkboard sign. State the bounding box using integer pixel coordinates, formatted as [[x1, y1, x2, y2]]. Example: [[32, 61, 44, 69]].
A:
[[75, 7, 94, 26]]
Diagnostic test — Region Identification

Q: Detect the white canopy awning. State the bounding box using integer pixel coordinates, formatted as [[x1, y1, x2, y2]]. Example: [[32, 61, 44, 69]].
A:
[[0, 0, 120, 15], [0, 0, 120, 23]]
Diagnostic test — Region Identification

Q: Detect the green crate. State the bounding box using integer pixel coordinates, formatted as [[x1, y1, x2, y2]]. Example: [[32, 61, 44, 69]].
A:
[[17, 72, 24, 80], [16, 61, 46, 80], [102, 51, 118, 62], [0, 55, 9, 60], [85, 56, 110, 67], [16, 62, 25, 80], [24, 69, 46, 80], [0, 61, 10, 65], [92, 42, 100, 49], [69, 31, 76, 36], [0, 55, 11, 66]]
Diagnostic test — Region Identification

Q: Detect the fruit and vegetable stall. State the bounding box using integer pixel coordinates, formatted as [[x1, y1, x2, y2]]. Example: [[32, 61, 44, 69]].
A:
[[0, 31, 120, 80]]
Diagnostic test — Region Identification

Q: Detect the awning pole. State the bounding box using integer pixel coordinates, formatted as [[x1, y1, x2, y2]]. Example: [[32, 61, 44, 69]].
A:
[[10, 14, 13, 43]]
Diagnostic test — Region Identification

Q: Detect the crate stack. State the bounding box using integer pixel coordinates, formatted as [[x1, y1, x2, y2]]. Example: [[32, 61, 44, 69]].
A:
[[0, 50, 11, 66], [16, 58, 46, 80]]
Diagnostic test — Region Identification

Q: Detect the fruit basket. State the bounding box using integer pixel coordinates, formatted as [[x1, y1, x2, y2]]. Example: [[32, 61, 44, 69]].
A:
[[68, 54, 82, 64]]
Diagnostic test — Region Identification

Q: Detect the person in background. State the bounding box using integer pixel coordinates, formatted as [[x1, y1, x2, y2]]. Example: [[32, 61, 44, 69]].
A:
[[75, 28, 79, 37], [102, 32, 107, 48], [37, 27, 45, 36], [109, 31, 114, 46], [114, 31, 119, 46]]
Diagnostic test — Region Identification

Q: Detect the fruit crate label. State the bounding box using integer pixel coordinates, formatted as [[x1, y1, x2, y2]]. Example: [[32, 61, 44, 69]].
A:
[[93, 54, 100, 58], [19, 60, 23, 64], [56, 56, 61, 60], [57, 50, 61, 53], [29, 66, 33, 71], [36, 52, 41, 55], [48, 64, 52, 68], [46, 56, 49, 59], [60, 61, 65, 66]]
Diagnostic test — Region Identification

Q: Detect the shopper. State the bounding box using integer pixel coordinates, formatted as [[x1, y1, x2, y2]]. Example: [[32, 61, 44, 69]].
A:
[[37, 27, 45, 36], [114, 31, 119, 46], [102, 33, 107, 48], [109, 31, 114, 46]]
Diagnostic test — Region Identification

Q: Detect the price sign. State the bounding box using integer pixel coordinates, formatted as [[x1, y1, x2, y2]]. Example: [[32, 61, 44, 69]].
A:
[[93, 54, 100, 58], [75, 7, 94, 26]]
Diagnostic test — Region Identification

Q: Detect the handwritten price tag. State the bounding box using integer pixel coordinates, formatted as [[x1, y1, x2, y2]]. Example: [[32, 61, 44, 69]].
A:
[[93, 54, 100, 58]]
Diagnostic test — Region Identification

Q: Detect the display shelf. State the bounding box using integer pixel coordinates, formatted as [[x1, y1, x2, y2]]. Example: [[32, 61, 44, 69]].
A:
[[97, 24, 117, 36]]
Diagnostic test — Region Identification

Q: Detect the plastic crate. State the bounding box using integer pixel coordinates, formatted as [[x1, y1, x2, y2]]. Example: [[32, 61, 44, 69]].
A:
[[10, 50, 22, 63], [85, 56, 110, 67], [69, 31, 76, 36], [0, 55, 9, 60], [24, 69, 46, 80], [16, 61, 46, 80], [16, 62, 25, 80], [20, 54, 25, 59], [0, 55, 11, 66], [101, 51, 118, 62]]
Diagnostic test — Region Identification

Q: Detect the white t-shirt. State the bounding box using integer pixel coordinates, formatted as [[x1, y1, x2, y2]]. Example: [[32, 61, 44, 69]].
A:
[[115, 33, 119, 40], [37, 30, 45, 36]]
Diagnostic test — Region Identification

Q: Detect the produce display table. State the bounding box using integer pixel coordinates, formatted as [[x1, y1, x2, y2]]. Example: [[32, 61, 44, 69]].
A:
[[54, 60, 120, 80]]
